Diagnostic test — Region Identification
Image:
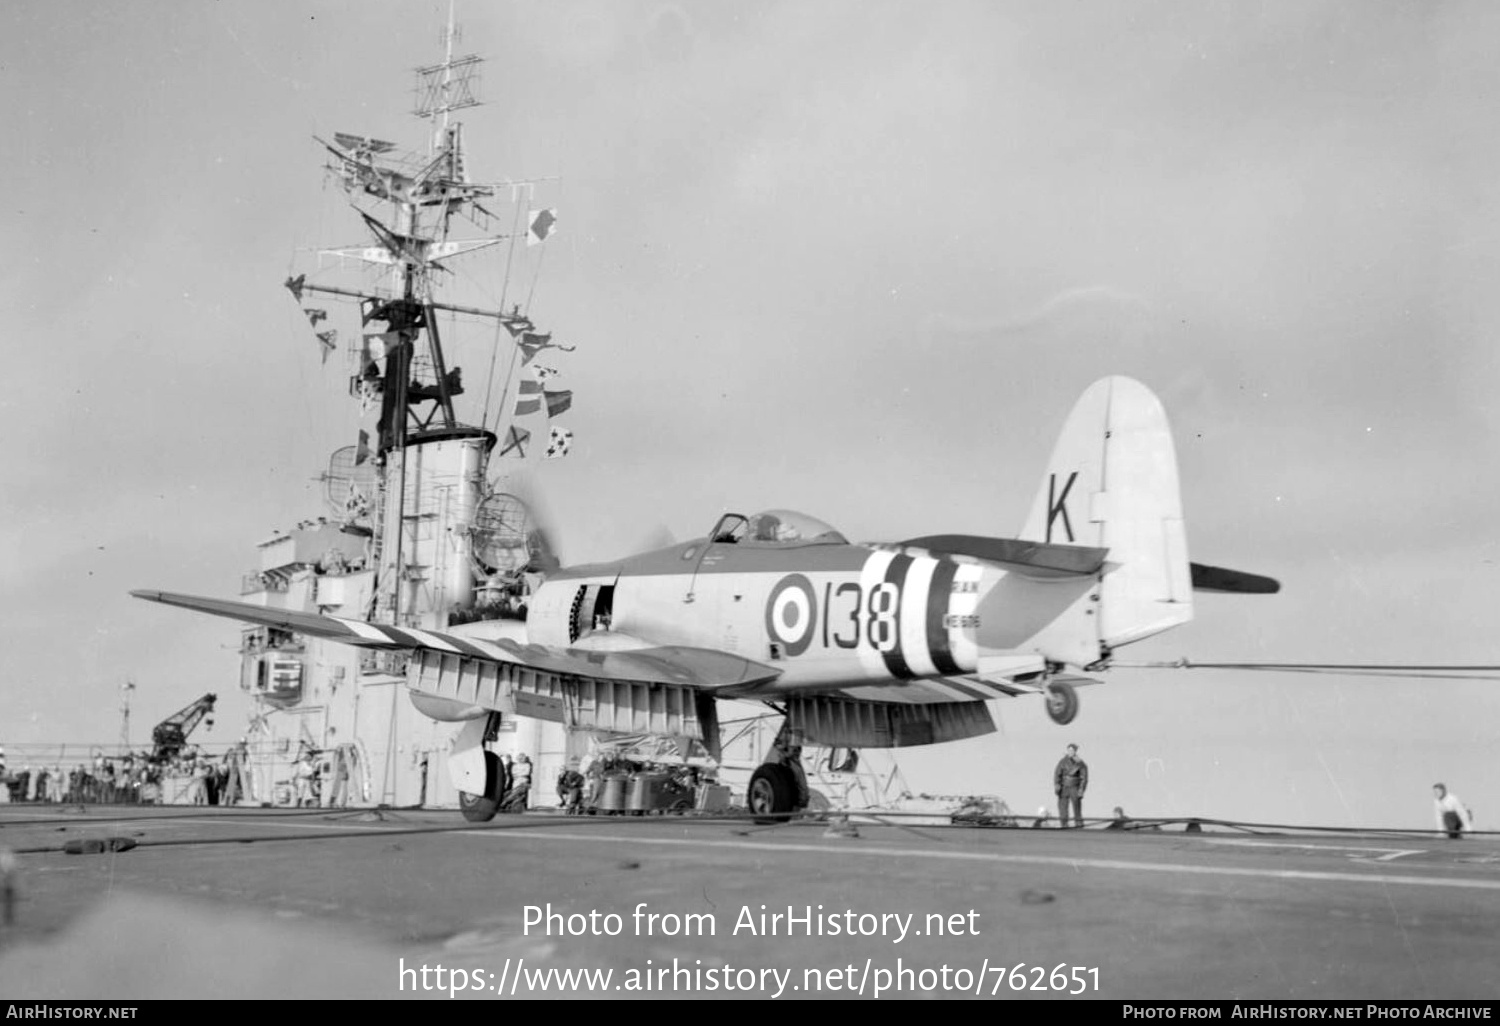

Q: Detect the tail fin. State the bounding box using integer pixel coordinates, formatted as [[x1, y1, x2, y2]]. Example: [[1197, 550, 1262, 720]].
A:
[[1018, 377, 1193, 651]]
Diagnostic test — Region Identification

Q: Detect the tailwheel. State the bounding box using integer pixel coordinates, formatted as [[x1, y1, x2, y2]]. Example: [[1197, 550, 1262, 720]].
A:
[[1044, 680, 1079, 726], [748, 764, 799, 824], [458, 752, 503, 823]]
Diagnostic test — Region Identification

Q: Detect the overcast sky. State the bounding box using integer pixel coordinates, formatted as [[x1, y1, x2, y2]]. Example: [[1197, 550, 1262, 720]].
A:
[[3, 1, 1498, 830]]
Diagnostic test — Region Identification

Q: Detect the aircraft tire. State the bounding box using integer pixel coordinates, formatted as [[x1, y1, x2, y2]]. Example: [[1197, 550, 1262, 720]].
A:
[[458, 752, 502, 823], [1045, 681, 1079, 726], [749, 764, 799, 824]]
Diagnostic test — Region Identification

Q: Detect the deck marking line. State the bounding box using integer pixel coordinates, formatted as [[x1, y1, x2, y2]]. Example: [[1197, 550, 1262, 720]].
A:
[[465, 829, 1500, 893], [1197, 839, 1427, 861]]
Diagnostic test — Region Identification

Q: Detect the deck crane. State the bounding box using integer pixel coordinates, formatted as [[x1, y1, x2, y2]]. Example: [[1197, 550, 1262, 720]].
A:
[[150, 693, 217, 761]]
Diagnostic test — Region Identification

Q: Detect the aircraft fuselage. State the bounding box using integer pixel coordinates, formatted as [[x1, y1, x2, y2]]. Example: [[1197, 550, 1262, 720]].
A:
[[527, 537, 1102, 693]]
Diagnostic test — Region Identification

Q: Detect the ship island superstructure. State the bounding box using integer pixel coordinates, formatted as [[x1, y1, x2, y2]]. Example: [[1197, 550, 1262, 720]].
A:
[[235, 23, 576, 808]]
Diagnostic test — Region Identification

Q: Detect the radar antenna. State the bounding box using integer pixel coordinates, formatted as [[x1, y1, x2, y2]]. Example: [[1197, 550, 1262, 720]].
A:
[[323, 445, 380, 521]]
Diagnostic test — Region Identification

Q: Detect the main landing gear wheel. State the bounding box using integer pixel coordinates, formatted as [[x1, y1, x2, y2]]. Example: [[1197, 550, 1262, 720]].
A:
[[748, 764, 799, 824], [458, 752, 502, 823], [1045, 681, 1079, 726]]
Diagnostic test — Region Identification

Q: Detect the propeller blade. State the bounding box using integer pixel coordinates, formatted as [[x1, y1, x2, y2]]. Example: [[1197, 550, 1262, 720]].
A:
[[526, 526, 562, 574], [635, 524, 677, 553]]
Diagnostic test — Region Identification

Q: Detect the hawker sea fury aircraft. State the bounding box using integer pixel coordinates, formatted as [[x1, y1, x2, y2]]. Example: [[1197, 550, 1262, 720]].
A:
[[134, 377, 1277, 821]]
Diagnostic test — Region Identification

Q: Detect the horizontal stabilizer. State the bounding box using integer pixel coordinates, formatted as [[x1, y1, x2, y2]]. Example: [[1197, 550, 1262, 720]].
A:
[[1189, 563, 1281, 594], [898, 535, 1108, 578]]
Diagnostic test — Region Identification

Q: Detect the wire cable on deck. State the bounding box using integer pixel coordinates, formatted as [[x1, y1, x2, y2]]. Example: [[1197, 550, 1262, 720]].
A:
[[3, 807, 1490, 856], [1114, 660, 1500, 680]]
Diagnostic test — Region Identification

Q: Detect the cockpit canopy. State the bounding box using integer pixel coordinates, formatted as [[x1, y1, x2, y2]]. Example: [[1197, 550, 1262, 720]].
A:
[[710, 509, 848, 546]]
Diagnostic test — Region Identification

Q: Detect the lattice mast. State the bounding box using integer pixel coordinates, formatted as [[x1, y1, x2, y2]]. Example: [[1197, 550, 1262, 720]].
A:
[[314, 16, 502, 449], [285, 9, 499, 628], [283, 4, 568, 630]]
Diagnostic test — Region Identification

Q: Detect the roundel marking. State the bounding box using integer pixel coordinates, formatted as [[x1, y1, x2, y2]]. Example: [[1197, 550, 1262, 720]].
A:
[[765, 573, 818, 657]]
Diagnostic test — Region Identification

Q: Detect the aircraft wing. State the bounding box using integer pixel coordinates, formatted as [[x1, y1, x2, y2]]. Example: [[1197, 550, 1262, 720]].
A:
[[131, 591, 780, 754], [132, 590, 780, 690]]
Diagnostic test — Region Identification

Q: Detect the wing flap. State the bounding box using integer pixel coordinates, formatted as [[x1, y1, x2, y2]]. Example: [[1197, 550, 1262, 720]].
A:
[[786, 694, 996, 748], [407, 647, 722, 755]]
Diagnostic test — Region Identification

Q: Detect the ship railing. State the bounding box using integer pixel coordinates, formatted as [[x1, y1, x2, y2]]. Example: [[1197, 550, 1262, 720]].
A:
[[1, 769, 216, 806]]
